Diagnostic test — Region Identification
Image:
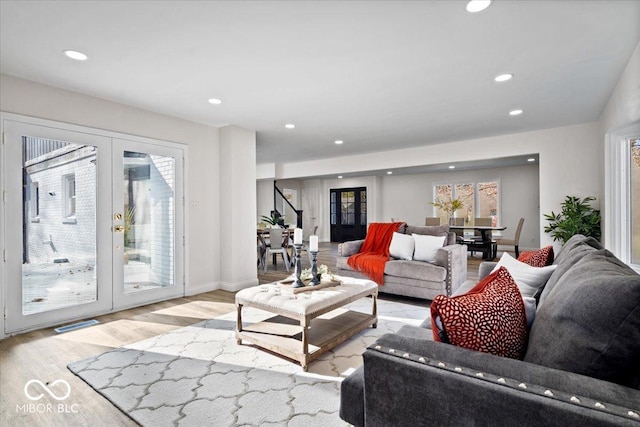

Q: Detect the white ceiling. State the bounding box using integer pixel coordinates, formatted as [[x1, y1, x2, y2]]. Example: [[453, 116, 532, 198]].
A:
[[1, 1, 639, 166]]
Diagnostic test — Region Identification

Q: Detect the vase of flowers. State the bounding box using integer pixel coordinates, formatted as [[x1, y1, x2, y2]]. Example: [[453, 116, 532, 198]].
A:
[[431, 198, 463, 225]]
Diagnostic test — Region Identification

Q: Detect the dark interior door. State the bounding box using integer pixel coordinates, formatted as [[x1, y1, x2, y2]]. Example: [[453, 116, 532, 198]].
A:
[[330, 187, 367, 242]]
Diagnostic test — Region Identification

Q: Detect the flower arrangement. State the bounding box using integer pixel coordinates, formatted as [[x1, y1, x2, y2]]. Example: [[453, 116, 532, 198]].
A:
[[431, 197, 463, 215], [300, 264, 330, 281]]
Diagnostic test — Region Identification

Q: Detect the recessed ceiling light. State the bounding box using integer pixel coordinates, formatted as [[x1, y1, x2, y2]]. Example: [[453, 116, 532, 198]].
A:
[[387, 171, 393, 175], [494, 73, 513, 82], [528, 158, 536, 162], [334, 140, 344, 145], [509, 109, 524, 116], [208, 98, 222, 105], [285, 124, 295, 129], [448, 165, 456, 169], [338, 175, 343, 179], [466, 0, 492, 13], [63, 50, 88, 61]]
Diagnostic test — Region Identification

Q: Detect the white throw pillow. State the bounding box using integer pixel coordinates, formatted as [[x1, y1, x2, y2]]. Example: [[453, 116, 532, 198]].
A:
[[412, 234, 447, 263], [491, 252, 557, 297], [389, 232, 415, 260]]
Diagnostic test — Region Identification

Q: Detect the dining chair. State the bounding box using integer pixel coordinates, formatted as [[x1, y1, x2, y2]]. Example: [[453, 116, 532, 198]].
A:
[[495, 217, 525, 258], [263, 228, 290, 273], [468, 217, 494, 258], [450, 217, 465, 243], [257, 233, 267, 267], [424, 217, 440, 226]]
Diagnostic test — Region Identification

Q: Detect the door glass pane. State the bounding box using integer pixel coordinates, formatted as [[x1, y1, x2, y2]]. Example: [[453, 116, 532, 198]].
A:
[[341, 191, 355, 225], [22, 137, 97, 315], [477, 182, 499, 226], [631, 138, 640, 265], [123, 151, 175, 293], [360, 190, 367, 224]]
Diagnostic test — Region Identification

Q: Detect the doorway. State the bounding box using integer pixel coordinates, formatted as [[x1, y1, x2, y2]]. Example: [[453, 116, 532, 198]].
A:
[[330, 187, 367, 242], [3, 118, 184, 334]]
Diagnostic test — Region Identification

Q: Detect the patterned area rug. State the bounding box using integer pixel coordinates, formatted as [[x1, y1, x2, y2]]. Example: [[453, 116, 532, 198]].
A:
[[68, 297, 428, 426]]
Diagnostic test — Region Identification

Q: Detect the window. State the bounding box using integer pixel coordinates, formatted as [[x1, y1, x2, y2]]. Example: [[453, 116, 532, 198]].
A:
[[63, 174, 76, 217], [477, 182, 499, 226], [433, 181, 500, 225], [604, 125, 640, 270], [29, 182, 40, 220], [456, 183, 475, 223], [631, 137, 640, 265]]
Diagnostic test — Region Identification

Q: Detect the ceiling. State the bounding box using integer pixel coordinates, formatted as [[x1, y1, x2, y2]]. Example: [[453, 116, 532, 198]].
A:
[[1, 1, 639, 167]]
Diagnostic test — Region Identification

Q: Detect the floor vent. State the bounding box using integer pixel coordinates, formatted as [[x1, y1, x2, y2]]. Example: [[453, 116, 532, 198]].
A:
[[54, 319, 99, 333]]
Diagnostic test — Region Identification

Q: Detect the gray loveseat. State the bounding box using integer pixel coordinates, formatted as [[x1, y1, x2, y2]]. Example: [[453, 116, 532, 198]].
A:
[[335, 224, 467, 300], [340, 234, 640, 426]]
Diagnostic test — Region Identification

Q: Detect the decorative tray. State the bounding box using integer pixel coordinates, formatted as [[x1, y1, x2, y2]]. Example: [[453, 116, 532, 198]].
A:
[[278, 278, 342, 293]]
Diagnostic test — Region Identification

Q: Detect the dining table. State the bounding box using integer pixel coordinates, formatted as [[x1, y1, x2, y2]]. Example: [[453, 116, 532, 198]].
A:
[[449, 225, 506, 260]]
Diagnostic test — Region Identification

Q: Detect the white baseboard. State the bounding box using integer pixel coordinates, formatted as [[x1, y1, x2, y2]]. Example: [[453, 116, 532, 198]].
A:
[[220, 278, 259, 292], [185, 281, 220, 296]]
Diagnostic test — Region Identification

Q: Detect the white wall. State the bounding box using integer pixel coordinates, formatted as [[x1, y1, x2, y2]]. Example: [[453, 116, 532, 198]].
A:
[[259, 122, 601, 248], [600, 40, 640, 254], [381, 164, 540, 249], [600, 41, 640, 134], [219, 125, 258, 291], [0, 74, 222, 313]]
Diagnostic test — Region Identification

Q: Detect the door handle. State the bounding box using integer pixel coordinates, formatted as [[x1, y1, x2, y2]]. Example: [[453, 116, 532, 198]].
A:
[[113, 225, 125, 232]]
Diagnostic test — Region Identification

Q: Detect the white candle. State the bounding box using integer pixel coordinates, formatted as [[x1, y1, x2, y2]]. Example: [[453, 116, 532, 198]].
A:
[[294, 228, 303, 245], [309, 235, 319, 252]]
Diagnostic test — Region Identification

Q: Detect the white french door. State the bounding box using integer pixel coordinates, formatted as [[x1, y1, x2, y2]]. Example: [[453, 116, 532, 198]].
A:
[[111, 138, 184, 310], [2, 119, 184, 334]]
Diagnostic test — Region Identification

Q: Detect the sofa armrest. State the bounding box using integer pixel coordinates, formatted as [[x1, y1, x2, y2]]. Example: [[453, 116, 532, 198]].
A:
[[360, 334, 640, 427], [478, 261, 497, 281], [338, 239, 364, 257], [435, 244, 467, 295]]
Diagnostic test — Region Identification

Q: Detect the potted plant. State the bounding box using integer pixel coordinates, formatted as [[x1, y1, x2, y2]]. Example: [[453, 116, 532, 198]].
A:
[[260, 211, 284, 228], [543, 196, 601, 243], [431, 198, 464, 225]]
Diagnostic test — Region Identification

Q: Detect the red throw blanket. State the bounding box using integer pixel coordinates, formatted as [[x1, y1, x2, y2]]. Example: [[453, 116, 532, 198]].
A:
[[347, 222, 404, 285]]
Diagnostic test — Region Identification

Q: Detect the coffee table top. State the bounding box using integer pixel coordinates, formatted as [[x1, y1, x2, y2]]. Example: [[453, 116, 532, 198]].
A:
[[235, 275, 377, 316]]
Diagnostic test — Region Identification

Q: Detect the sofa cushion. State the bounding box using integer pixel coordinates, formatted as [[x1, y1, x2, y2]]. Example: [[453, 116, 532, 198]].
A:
[[491, 252, 557, 298], [537, 236, 602, 307], [389, 231, 415, 260], [405, 224, 449, 237], [384, 260, 446, 282], [412, 234, 446, 262], [524, 249, 640, 388], [517, 245, 554, 267], [430, 267, 528, 359]]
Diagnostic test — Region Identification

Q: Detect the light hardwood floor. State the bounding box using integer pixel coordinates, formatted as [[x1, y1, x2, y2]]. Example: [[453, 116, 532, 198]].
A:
[[1, 242, 481, 426]]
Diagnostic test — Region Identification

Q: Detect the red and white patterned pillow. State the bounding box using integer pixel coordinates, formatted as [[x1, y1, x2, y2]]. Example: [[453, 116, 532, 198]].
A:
[[430, 267, 528, 359], [518, 246, 554, 267]]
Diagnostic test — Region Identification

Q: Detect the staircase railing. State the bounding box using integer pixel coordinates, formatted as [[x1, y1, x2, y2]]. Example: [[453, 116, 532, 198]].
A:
[[274, 182, 303, 229]]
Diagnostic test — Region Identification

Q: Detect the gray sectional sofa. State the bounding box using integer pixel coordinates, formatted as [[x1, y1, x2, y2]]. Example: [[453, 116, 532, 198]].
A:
[[335, 224, 467, 300], [340, 234, 640, 426]]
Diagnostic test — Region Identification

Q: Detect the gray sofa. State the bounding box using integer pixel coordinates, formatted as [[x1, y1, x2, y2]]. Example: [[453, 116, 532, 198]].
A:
[[340, 234, 640, 426], [335, 224, 467, 300]]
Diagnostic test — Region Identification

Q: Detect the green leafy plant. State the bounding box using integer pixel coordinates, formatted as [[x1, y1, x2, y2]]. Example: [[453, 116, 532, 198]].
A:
[[260, 212, 283, 226], [543, 196, 601, 243]]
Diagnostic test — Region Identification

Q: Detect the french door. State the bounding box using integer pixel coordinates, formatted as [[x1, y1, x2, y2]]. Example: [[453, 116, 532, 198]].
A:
[[3, 119, 184, 334], [330, 187, 367, 242]]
